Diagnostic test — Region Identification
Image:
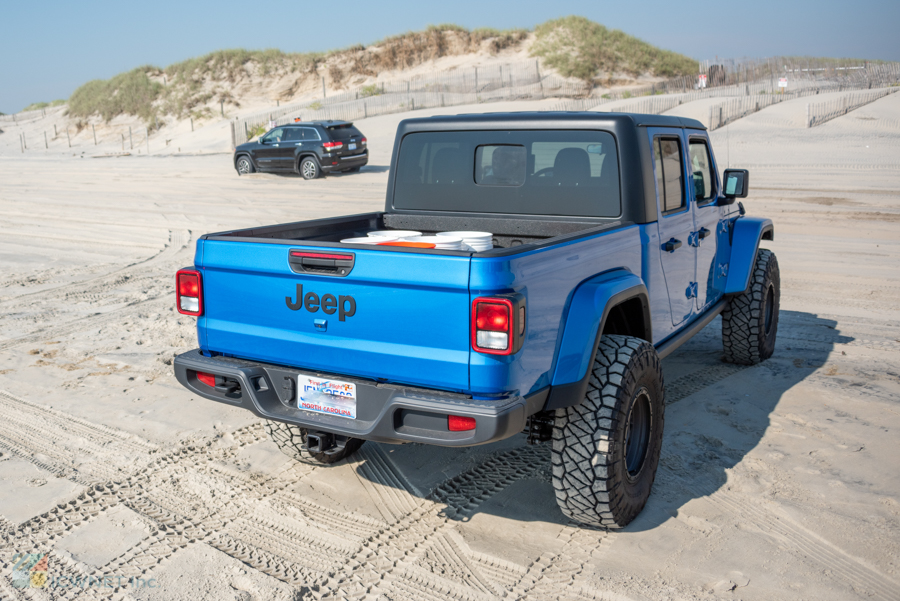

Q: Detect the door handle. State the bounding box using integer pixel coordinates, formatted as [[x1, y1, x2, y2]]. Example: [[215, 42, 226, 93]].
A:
[[698, 227, 711, 239], [663, 238, 682, 252]]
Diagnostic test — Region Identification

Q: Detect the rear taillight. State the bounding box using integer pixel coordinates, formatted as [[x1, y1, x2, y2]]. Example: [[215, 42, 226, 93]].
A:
[[361, 137, 367, 145], [323, 141, 343, 150], [448, 415, 476, 431], [471, 296, 525, 355], [196, 372, 215, 387], [176, 268, 203, 316]]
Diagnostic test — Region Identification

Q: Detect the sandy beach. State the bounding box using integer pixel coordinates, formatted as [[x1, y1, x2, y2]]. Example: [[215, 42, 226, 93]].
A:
[[0, 92, 898, 600]]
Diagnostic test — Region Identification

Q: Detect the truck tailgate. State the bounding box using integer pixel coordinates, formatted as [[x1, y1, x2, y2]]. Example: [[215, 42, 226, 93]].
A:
[[198, 240, 471, 392]]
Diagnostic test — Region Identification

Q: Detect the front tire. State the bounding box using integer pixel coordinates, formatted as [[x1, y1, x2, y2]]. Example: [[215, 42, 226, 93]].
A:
[[265, 421, 364, 465], [722, 249, 780, 365], [236, 156, 254, 175], [300, 157, 320, 180], [551, 335, 665, 529]]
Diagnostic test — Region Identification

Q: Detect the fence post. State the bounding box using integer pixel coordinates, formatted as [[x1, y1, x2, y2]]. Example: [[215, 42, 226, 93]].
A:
[[20, 133, 24, 153], [92, 124, 97, 145], [220, 100, 224, 117], [230, 122, 236, 150], [322, 76, 326, 99], [129, 126, 133, 149], [191, 118, 194, 132], [44, 131, 48, 149], [806, 104, 810, 128], [474, 67, 478, 94], [66, 127, 71, 148], [121, 133, 125, 151], [146, 128, 150, 154], [54, 124, 57, 137]]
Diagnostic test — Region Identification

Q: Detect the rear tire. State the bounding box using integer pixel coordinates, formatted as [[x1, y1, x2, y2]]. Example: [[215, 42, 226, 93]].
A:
[[300, 157, 320, 180], [236, 156, 254, 175], [265, 421, 364, 465], [722, 248, 780, 365], [551, 335, 665, 529]]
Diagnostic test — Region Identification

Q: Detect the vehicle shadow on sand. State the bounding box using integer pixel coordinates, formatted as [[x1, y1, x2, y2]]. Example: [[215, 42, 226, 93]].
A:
[[353, 310, 848, 530], [270, 165, 390, 178]]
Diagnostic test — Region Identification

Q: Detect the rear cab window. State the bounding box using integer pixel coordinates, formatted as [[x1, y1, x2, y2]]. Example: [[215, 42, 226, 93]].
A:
[[393, 131, 621, 217]]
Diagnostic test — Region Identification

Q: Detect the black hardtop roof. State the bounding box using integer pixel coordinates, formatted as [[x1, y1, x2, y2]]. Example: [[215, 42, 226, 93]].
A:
[[397, 111, 705, 133]]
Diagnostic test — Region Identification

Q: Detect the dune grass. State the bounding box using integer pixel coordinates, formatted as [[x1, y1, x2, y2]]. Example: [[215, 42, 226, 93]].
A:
[[21, 99, 65, 112], [531, 16, 696, 80]]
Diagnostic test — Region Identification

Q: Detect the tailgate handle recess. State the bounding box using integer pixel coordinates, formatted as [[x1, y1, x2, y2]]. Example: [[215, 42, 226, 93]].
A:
[[289, 250, 355, 277]]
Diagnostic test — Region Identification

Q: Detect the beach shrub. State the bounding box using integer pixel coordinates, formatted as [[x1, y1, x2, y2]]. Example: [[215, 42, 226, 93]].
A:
[[531, 16, 696, 81]]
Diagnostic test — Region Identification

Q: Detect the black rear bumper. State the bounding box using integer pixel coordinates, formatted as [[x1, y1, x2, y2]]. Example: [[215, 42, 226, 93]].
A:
[[321, 151, 368, 172], [173, 350, 546, 446]]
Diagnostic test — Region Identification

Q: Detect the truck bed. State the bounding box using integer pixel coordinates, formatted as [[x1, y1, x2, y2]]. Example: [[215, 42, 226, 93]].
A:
[[206, 211, 626, 255]]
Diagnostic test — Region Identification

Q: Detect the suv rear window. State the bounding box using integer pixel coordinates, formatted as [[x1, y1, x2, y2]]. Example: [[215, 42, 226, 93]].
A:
[[393, 131, 620, 217], [325, 124, 363, 140]]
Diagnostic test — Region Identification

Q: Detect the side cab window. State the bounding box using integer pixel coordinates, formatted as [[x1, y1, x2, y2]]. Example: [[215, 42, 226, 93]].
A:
[[653, 137, 685, 214], [688, 138, 715, 204]]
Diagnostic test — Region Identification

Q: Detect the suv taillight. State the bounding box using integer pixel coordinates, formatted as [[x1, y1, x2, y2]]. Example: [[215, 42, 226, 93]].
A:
[[323, 141, 343, 150], [176, 269, 203, 316], [360, 137, 367, 145], [471, 295, 525, 355]]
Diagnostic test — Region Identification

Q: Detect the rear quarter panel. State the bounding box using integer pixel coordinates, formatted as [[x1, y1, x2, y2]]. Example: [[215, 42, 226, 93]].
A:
[[468, 225, 643, 397]]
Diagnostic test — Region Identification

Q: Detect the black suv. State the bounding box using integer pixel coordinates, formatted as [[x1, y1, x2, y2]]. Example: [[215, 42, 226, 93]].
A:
[[233, 121, 368, 179]]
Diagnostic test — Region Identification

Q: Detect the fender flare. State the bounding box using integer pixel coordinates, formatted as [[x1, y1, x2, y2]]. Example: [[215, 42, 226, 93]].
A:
[[545, 270, 650, 411], [724, 217, 774, 294]]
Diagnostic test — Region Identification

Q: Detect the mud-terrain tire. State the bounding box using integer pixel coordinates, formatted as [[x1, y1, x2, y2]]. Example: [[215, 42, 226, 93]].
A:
[[236, 156, 254, 175], [551, 335, 665, 528], [722, 249, 780, 365], [265, 421, 364, 465], [300, 157, 320, 180]]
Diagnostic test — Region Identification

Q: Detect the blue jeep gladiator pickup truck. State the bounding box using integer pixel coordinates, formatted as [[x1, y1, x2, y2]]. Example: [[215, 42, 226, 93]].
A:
[[173, 112, 778, 528]]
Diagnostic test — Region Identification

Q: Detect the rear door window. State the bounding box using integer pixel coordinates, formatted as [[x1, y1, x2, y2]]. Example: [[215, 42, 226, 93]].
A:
[[654, 137, 685, 214], [300, 127, 320, 141], [688, 139, 714, 203]]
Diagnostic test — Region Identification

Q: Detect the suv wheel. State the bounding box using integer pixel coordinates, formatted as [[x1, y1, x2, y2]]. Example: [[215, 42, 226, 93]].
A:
[[551, 335, 665, 528], [265, 421, 364, 465], [236, 156, 254, 175], [722, 249, 780, 365], [300, 157, 320, 180]]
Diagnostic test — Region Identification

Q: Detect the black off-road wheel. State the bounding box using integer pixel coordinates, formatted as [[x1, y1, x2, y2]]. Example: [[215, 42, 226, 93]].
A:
[[236, 156, 254, 175], [551, 335, 665, 529], [300, 157, 320, 180], [722, 248, 780, 365], [265, 421, 364, 465]]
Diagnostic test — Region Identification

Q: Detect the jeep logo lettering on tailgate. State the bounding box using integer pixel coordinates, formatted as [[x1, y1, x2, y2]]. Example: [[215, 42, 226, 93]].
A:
[[286, 284, 356, 321]]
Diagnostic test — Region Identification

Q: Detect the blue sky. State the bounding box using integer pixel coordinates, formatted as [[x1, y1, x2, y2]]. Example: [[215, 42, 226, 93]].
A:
[[1, 0, 897, 113]]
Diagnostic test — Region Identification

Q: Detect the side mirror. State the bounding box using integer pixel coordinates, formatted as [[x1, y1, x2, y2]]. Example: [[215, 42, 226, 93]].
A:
[[723, 169, 749, 201]]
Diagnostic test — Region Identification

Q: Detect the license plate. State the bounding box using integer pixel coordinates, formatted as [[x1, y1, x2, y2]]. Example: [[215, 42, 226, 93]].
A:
[[348, 143, 357, 150], [297, 376, 357, 419]]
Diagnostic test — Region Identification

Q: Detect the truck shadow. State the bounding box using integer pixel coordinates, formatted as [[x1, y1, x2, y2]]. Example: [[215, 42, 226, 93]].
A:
[[355, 310, 850, 530]]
